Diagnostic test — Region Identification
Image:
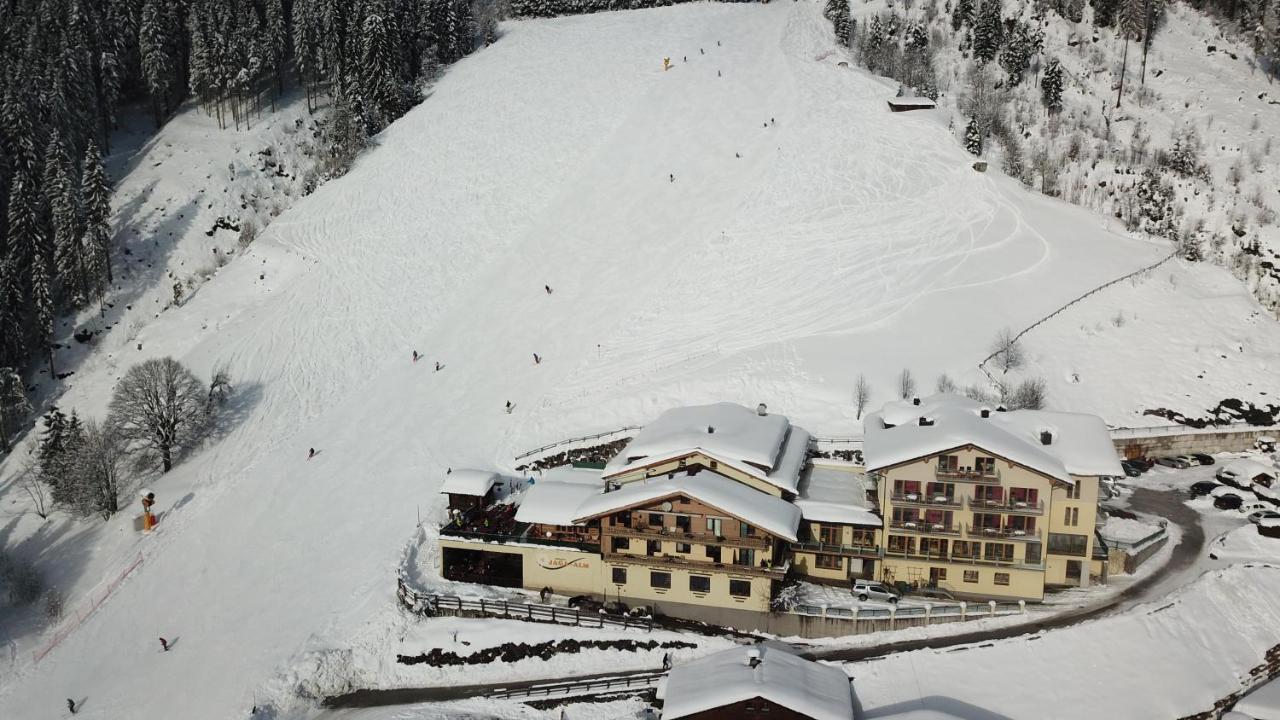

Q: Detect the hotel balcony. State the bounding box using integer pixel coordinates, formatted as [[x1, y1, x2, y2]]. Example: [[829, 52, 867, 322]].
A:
[[965, 497, 1045, 515], [611, 524, 772, 550], [934, 466, 1001, 483], [789, 540, 882, 559], [889, 520, 961, 537], [890, 493, 962, 509], [602, 551, 787, 580], [965, 524, 1042, 543], [885, 547, 1045, 571]]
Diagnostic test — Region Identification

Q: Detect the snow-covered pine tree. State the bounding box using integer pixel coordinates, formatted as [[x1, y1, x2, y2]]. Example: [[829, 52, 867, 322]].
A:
[[952, 0, 975, 31], [359, 0, 407, 133], [293, 0, 322, 110], [0, 366, 31, 453], [265, 0, 288, 99], [1041, 58, 1064, 113], [1116, 0, 1145, 107], [1092, 0, 1119, 27], [972, 0, 1004, 63], [45, 131, 89, 306], [1140, 0, 1167, 85], [831, 0, 852, 46], [37, 407, 69, 491], [82, 140, 112, 295], [49, 409, 88, 510], [965, 117, 984, 154], [140, 0, 176, 125]]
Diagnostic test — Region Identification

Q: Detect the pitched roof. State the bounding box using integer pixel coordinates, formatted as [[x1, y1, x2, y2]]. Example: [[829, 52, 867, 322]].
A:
[[439, 469, 499, 497], [658, 643, 854, 720], [604, 404, 810, 494], [794, 464, 881, 527], [572, 470, 802, 541], [864, 394, 1124, 482], [513, 480, 604, 527]]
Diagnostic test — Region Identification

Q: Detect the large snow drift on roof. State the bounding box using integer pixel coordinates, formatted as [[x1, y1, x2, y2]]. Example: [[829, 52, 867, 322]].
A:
[[439, 469, 499, 496], [616, 403, 789, 470], [795, 464, 882, 527], [573, 470, 801, 541], [514, 481, 604, 526], [865, 394, 1123, 481], [660, 643, 854, 720]]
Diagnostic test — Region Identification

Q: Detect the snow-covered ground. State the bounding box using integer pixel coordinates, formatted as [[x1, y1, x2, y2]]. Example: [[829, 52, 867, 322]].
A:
[[2, 2, 1279, 719]]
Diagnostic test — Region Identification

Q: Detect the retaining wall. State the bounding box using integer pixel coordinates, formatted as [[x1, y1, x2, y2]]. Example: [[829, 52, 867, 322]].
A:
[[1113, 427, 1275, 458]]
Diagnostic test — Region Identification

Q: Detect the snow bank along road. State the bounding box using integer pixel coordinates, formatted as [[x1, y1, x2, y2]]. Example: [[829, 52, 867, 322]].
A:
[[0, 2, 1164, 718]]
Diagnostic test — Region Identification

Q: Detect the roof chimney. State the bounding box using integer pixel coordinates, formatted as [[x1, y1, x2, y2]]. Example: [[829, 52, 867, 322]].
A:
[[757, 403, 768, 416], [912, 397, 921, 406], [980, 408, 991, 418], [918, 416, 934, 427], [1040, 430, 1053, 445], [746, 648, 762, 668], [707, 425, 716, 434], [996, 405, 1007, 412]]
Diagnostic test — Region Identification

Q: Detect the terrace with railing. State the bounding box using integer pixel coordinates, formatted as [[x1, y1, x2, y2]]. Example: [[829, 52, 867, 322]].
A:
[[965, 497, 1044, 515], [891, 492, 962, 508], [935, 466, 1001, 483], [609, 524, 772, 550], [888, 520, 961, 537], [789, 539, 882, 558], [885, 546, 1045, 570], [602, 551, 788, 580], [965, 524, 1041, 542], [440, 505, 599, 552]]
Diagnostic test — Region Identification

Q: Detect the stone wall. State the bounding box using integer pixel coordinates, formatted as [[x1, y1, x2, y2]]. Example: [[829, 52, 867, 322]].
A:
[[1113, 428, 1275, 459]]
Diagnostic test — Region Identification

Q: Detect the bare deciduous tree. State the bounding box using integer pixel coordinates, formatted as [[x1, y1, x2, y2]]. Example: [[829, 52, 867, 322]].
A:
[[990, 328, 1025, 375], [0, 367, 31, 453], [897, 368, 916, 400], [78, 420, 127, 518], [935, 373, 957, 394], [18, 460, 50, 519], [854, 374, 872, 420], [1009, 377, 1048, 410], [107, 357, 209, 473]]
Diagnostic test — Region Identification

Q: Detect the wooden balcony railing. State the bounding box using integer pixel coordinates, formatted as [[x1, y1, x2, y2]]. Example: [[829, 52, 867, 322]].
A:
[[610, 525, 771, 550], [935, 467, 1001, 483], [888, 521, 961, 537], [965, 525, 1041, 542], [789, 540, 882, 558], [886, 547, 1045, 570], [890, 493, 962, 508], [965, 497, 1045, 515], [602, 552, 786, 579]]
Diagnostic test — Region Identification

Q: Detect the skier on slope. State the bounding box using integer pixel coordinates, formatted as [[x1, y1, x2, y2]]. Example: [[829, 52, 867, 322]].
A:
[[545, 284, 553, 294], [505, 401, 513, 414], [160, 637, 169, 652], [435, 361, 441, 372], [308, 448, 316, 459], [68, 698, 77, 714], [412, 350, 419, 363], [533, 353, 541, 364]]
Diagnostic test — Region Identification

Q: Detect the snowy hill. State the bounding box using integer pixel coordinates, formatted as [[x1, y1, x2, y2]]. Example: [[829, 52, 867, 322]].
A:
[[1, 2, 1278, 718]]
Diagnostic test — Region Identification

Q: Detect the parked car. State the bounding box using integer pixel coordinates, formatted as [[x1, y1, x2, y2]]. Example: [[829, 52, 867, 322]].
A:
[[852, 580, 900, 604], [1214, 493, 1244, 511], [568, 595, 603, 612], [1191, 453, 1216, 466], [1189, 481, 1220, 497], [1120, 461, 1143, 478], [1177, 454, 1200, 467], [1247, 510, 1280, 525], [1126, 458, 1153, 472], [1156, 456, 1190, 469], [914, 586, 956, 601]]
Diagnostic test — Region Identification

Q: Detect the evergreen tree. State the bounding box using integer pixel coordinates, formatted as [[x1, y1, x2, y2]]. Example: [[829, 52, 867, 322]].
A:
[[965, 117, 984, 155], [1092, 0, 1119, 27], [360, 0, 408, 132], [972, 0, 1004, 63], [0, 366, 31, 453], [1041, 58, 1065, 112], [265, 0, 288, 98], [1116, 0, 1145, 107], [953, 0, 975, 31], [829, 0, 852, 45], [45, 131, 88, 306], [1140, 0, 1167, 85], [81, 140, 113, 299]]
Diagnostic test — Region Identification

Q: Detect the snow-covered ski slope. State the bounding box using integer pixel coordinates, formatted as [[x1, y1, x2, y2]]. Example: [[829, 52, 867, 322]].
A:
[[0, 1, 1255, 717]]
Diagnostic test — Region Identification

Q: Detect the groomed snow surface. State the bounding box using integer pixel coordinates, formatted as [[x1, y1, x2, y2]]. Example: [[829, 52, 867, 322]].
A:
[[1, 2, 1277, 719]]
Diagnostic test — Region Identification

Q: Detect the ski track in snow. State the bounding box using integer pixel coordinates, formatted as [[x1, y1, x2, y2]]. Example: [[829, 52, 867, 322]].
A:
[[0, 3, 1171, 719]]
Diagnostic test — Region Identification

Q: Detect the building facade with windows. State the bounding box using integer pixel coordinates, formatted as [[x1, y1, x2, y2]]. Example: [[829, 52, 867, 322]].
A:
[[865, 395, 1121, 601]]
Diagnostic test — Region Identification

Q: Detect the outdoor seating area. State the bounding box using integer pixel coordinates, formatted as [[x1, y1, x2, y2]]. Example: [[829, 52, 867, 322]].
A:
[[444, 503, 523, 540]]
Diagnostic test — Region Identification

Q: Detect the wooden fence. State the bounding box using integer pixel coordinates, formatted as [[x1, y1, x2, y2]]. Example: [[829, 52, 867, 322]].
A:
[[398, 579, 653, 631], [490, 670, 665, 700], [513, 425, 642, 462]]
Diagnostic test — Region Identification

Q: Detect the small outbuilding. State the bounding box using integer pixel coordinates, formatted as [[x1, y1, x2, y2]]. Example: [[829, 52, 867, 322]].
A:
[[440, 469, 500, 514], [657, 642, 855, 720], [887, 97, 936, 112]]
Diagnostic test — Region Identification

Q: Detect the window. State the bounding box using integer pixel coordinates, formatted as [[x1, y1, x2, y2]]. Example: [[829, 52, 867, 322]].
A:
[[611, 567, 627, 584], [1066, 483, 1081, 499], [974, 456, 996, 475], [963, 570, 979, 583], [676, 542, 691, 554], [984, 543, 1014, 562], [815, 554, 842, 570], [932, 568, 947, 581], [613, 511, 631, 528], [689, 575, 711, 593], [887, 535, 916, 555], [937, 455, 959, 471], [894, 479, 923, 496], [952, 540, 973, 558], [650, 571, 671, 589], [646, 540, 661, 555], [926, 482, 954, 500], [740, 521, 755, 537], [706, 517, 724, 536], [1025, 543, 1041, 565], [974, 486, 1004, 504], [892, 508, 920, 526], [648, 513, 663, 528], [851, 529, 875, 547], [994, 572, 1010, 586], [675, 515, 691, 533], [1047, 533, 1088, 557], [729, 579, 751, 597], [707, 545, 721, 563], [921, 538, 949, 557], [819, 524, 842, 545], [736, 549, 756, 567], [611, 536, 629, 553], [1062, 506, 1079, 527]]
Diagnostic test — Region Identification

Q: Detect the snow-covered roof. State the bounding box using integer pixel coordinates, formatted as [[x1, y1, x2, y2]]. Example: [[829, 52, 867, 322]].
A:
[[659, 643, 854, 720], [1222, 458, 1277, 481], [605, 404, 807, 492], [864, 394, 1124, 482], [513, 481, 603, 527], [439, 469, 499, 497], [540, 465, 606, 485], [795, 464, 881, 527], [887, 97, 936, 107], [572, 470, 802, 541], [1233, 674, 1280, 718]]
